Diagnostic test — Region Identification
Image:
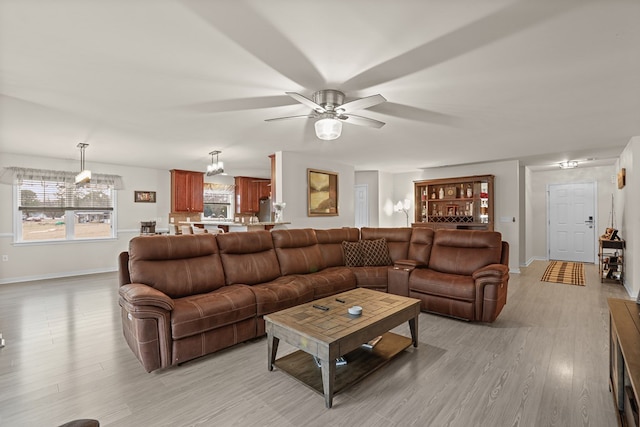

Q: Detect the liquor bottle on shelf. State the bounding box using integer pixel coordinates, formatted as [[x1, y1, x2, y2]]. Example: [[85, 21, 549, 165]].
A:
[[466, 184, 473, 198], [438, 187, 444, 199], [431, 188, 436, 199], [459, 184, 464, 198]]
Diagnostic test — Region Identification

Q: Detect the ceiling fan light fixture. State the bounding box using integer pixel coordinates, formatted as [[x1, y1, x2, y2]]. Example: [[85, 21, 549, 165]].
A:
[[206, 150, 225, 176], [315, 116, 342, 140]]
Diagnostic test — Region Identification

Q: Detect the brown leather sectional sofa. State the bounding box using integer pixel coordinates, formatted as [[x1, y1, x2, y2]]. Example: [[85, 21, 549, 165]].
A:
[[118, 227, 509, 372]]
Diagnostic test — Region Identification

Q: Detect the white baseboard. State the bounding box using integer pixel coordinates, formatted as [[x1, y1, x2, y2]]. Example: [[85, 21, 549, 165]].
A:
[[0, 267, 117, 285], [522, 256, 546, 267]]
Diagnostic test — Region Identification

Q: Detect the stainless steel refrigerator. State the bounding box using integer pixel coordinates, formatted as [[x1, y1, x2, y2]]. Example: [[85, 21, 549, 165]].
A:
[[258, 198, 272, 223]]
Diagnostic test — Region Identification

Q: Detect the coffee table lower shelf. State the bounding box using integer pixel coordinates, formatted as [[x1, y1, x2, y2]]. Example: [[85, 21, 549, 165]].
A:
[[273, 332, 412, 396]]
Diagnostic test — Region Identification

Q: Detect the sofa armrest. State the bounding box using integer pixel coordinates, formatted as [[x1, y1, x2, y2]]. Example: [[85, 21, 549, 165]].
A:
[[473, 264, 509, 322], [119, 283, 175, 311], [394, 259, 427, 270], [472, 263, 509, 280]]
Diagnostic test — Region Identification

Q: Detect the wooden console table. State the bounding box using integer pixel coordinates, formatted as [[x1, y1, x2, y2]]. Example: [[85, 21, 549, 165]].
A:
[[609, 298, 640, 426]]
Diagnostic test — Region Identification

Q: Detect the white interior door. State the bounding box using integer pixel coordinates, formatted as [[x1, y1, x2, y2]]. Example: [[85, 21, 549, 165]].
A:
[[354, 184, 369, 228], [548, 182, 596, 262]]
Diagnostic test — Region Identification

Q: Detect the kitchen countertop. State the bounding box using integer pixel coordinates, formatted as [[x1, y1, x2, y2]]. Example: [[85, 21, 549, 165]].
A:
[[179, 220, 290, 227]]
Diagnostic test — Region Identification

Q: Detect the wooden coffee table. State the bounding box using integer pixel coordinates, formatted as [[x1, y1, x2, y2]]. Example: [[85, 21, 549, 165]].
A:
[[265, 288, 420, 408]]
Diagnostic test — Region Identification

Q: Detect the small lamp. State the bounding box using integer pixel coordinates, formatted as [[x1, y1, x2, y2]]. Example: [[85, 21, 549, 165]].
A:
[[394, 199, 411, 226]]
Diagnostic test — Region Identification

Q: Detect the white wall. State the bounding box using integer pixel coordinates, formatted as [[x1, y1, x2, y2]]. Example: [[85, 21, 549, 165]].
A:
[[390, 160, 521, 273], [619, 136, 639, 298], [526, 164, 618, 265], [0, 153, 171, 283], [278, 151, 355, 229], [378, 171, 396, 227]]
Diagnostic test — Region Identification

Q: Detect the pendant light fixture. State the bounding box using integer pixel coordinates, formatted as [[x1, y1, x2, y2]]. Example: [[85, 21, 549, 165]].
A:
[[206, 150, 225, 176], [75, 143, 91, 184]]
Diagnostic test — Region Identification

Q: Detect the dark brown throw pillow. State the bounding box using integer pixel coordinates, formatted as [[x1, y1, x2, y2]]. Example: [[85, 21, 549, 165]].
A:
[[361, 238, 392, 266], [342, 241, 363, 267]]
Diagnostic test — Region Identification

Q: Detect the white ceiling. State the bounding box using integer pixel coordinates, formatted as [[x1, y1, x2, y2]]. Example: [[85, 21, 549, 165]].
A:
[[1, 0, 639, 177]]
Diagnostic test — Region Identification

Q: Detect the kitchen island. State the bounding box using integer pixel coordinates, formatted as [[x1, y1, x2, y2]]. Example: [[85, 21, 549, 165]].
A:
[[179, 220, 290, 233]]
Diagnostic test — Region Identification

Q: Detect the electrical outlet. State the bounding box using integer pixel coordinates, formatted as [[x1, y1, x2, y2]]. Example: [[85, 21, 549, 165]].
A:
[[2, 255, 8, 262]]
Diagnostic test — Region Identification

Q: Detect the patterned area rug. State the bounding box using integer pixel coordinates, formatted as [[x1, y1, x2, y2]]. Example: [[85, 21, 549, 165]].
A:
[[541, 261, 585, 286]]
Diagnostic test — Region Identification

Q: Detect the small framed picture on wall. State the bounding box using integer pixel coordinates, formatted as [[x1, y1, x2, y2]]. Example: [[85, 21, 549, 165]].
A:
[[134, 191, 156, 203]]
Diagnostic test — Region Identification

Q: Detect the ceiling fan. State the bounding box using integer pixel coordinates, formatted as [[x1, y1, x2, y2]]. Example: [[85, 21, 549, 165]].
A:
[[265, 90, 386, 140]]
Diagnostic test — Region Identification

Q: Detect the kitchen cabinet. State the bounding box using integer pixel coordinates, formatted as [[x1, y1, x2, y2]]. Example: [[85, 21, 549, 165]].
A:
[[171, 169, 204, 213], [413, 174, 494, 231], [235, 176, 271, 214]]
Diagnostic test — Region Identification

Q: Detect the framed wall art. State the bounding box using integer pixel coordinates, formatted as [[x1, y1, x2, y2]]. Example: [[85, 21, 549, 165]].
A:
[[307, 169, 338, 216], [618, 168, 626, 189], [134, 191, 156, 203]]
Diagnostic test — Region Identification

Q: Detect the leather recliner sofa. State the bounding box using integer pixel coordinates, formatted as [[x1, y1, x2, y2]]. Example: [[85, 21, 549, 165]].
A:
[[118, 227, 509, 372]]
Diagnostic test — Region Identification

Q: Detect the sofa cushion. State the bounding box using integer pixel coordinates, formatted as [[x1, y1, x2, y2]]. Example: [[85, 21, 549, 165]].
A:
[[216, 230, 281, 285], [128, 234, 226, 298], [428, 230, 502, 276], [315, 228, 360, 267], [361, 227, 412, 261], [250, 276, 314, 316], [171, 284, 257, 340], [342, 241, 364, 267], [271, 228, 326, 275], [407, 227, 435, 265], [361, 238, 392, 266], [295, 266, 357, 299], [409, 268, 476, 301], [352, 266, 389, 290]]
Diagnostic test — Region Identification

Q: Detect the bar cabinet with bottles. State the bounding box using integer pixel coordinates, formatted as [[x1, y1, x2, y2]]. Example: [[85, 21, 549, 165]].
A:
[[413, 175, 494, 231]]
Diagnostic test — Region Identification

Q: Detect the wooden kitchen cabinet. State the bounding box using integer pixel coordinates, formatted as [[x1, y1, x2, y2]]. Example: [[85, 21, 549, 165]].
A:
[[171, 169, 204, 213], [235, 176, 271, 214]]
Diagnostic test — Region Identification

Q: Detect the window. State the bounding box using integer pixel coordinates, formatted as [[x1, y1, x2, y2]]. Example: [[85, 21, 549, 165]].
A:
[[3, 167, 123, 243], [203, 183, 234, 219]]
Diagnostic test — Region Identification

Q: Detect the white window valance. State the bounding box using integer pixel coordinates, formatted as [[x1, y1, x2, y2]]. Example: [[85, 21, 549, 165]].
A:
[[0, 167, 125, 190], [203, 183, 235, 194]]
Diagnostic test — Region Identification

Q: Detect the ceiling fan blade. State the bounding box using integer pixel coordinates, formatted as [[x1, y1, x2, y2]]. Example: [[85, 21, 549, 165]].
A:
[[337, 94, 386, 114], [369, 102, 461, 126], [179, 1, 325, 89], [265, 114, 315, 122], [285, 92, 325, 113], [341, 114, 386, 129], [178, 95, 298, 114], [341, 2, 579, 92]]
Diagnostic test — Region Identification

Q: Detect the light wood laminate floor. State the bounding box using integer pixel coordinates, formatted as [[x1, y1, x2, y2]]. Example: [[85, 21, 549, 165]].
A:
[[0, 261, 632, 426]]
